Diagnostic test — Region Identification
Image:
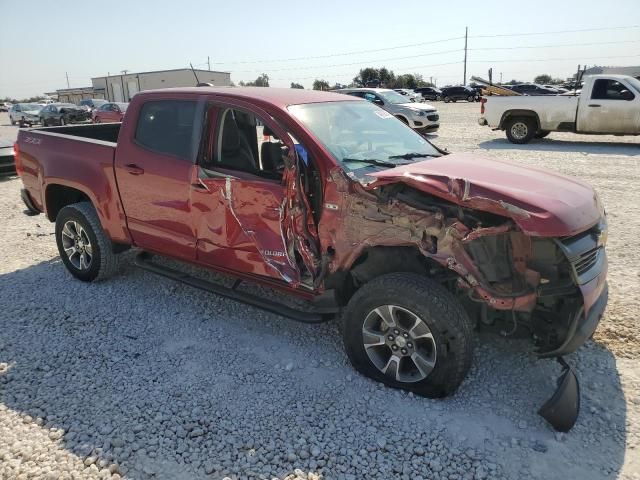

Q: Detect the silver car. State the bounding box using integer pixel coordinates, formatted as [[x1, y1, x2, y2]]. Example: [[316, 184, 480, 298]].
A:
[[9, 103, 42, 126], [336, 88, 439, 134]]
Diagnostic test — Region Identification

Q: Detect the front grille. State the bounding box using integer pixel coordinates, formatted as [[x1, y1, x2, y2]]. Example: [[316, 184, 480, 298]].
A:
[[427, 114, 439, 121], [573, 247, 599, 275]]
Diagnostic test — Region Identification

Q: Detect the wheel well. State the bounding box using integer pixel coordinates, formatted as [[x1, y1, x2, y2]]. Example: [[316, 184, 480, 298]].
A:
[[395, 115, 409, 125], [327, 246, 447, 305], [499, 110, 540, 130], [45, 184, 91, 222]]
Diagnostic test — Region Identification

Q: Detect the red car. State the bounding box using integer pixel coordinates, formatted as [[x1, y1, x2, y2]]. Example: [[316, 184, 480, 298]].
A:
[[92, 102, 128, 123], [15, 87, 608, 432]]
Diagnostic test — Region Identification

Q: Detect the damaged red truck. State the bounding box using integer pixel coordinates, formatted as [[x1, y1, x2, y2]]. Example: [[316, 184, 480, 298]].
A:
[[16, 87, 608, 431]]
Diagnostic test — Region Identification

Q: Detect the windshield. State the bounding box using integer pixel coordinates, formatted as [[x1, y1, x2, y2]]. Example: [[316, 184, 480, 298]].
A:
[[627, 77, 640, 94], [376, 90, 412, 104], [21, 103, 41, 111], [288, 101, 441, 179]]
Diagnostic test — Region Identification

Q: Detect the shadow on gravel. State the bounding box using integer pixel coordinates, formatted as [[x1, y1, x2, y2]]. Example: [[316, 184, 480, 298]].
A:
[[479, 138, 639, 155], [0, 259, 629, 480]]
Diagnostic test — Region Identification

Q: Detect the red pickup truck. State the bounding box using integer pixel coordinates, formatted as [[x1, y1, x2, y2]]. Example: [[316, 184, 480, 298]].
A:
[[16, 87, 608, 431]]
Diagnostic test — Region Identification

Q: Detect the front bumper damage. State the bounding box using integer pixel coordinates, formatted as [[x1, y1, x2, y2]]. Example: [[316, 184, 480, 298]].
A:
[[537, 282, 607, 432]]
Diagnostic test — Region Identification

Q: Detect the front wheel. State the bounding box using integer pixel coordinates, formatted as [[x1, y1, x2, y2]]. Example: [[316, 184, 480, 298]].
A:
[[342, 273, 474, 398], [55, 202, 121, 282], [505, 116, 536, 144], [59, 117, 66, 126], [443, 96, 450, 103], [467, 95, 475, 102]]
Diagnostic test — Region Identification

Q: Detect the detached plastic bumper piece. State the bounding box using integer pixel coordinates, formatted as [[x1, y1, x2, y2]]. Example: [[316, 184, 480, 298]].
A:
[[538, 357, 580, 432]]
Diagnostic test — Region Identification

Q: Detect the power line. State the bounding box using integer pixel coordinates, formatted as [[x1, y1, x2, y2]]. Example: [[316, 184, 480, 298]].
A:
[[471, 39, 640, 51], [471, 24, 639, 38], [215, 35, 465, 65], [233, 49, 464, 73], [471, 53, 640, 63]]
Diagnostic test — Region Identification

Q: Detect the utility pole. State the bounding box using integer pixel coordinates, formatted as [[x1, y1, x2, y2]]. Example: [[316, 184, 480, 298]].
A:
[[463, 26, 468, 86], [65, 72, 70, 88], [500, 72, 503, 83], [207, 56, 211, 70]]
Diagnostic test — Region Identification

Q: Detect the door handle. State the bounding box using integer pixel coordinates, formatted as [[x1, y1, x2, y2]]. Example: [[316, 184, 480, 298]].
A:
[[124, 164, 144, 175], [588, 104, 601, 107]]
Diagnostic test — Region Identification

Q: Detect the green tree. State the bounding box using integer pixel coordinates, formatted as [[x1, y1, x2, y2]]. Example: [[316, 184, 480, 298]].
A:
[[312, 79, 330, 91], [353, 67, 396, 87], [241, 74, 270, 87], [290, 82, 304, 89], [534, 74, 553, 84]]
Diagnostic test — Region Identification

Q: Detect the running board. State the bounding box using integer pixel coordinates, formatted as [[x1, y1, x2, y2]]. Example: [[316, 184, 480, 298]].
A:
[[134, 252, 331, 324]]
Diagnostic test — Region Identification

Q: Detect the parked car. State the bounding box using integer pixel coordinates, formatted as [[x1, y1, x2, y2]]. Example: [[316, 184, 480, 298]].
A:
[[413, 87, 442, 101], [0, 102, 12, 112], [40, 103, 91, 126], [78, 98, 108, 112], [506, 84, 559, 95], [337, 88, 439, 133], [9, 103, 42, 126], [394, 89, 422, 102], [440, 86, 478, 103], [0, 139, 15, 177], [16, 86, 608, 432], [92, 102, 129, 123], [543, 85, 568, 94], [479, 74, 640, 143]]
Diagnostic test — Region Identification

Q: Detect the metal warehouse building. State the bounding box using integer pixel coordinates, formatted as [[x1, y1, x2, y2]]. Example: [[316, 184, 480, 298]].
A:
[[91, 68, 232, 102]]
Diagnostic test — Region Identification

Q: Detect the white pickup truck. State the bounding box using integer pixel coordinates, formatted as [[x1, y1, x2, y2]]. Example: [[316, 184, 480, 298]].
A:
[[478, 74, 640, 144]]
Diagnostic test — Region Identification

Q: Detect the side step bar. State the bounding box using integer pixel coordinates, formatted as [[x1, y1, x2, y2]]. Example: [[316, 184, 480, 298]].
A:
[[134, 252, 333, 324]]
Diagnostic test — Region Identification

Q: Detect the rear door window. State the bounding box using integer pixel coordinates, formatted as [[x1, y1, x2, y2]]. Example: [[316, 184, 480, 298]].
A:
[[135, 100, 202, 161]]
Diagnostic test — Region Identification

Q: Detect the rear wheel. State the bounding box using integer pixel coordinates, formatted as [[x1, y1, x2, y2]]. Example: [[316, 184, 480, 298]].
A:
[[342, 273, 474, 398], [435, 95, 441, 101], [94, 116, 100, 123], [443, 96, 450, 103], [55, 202, 120, 282], [505, 116, 536, 144], [60, 117, 66, 126], [467, 95, 475, 102]]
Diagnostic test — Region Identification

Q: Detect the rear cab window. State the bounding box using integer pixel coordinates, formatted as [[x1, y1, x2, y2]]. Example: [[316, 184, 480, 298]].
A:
[[134, 100, 203, 161]]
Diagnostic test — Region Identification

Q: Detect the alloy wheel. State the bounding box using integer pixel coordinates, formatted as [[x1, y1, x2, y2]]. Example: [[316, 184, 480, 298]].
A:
[[362, 305, 437, 383], [510, 122, 529, 140], [60, 220, 93, 271]]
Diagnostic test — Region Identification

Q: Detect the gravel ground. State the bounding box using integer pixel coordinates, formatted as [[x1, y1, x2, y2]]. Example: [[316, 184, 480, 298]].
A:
[[0, 106, 639, 480]]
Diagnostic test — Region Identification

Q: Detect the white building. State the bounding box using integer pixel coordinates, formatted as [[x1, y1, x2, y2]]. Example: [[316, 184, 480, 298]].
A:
[[91, 68, 232, 102], [584, 65, 640, 79]]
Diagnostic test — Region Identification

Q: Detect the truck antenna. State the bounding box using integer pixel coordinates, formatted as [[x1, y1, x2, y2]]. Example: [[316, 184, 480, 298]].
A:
[[190, 63, 201, 85]]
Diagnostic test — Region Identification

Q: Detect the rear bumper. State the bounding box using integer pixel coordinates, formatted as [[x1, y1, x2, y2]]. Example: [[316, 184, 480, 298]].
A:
[[21, 188, 41, 215]]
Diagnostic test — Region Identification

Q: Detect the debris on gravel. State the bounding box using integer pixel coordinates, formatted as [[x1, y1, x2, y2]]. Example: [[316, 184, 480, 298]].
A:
[[0, 108, 639, 479]]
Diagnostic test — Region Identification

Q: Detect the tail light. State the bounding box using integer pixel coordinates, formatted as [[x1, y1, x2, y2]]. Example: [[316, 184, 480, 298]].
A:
[[480, 98, 487, 115], [13, 142, 23, 176]]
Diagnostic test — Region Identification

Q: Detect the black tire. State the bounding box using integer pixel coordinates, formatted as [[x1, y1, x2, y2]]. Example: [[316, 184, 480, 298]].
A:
[[535, 130, 550, 139], [505, 116, 536, 144], [342, 273, 474, 398], [435, 95, 441, 101], [55, 202, 120, 282], [443, 96, 450, 103], [467, 95, 475, 102], [41, 118, 47, 127], [60, 117, 66, 126]]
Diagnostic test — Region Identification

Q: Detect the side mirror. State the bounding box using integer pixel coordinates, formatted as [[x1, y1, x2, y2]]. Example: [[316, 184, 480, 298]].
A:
[[621, 90, 634, 101]]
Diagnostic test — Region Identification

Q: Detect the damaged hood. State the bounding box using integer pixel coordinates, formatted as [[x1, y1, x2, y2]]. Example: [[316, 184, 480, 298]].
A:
[[365, 153, 601, 237]]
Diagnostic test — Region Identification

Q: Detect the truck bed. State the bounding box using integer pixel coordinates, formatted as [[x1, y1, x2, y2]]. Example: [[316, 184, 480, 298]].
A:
[[35, 122, 121, 144], [482, 94, 580, 130]]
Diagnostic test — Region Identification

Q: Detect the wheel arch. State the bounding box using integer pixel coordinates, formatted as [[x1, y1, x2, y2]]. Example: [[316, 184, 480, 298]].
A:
[[395, 114, 410, 125], [327, 246, 447, 305], [499, 109, 540, 130], [44, 183, 131, 254]]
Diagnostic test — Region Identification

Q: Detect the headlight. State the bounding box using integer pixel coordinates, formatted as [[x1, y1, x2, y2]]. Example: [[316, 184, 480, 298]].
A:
[[411, 110, 426, 117]]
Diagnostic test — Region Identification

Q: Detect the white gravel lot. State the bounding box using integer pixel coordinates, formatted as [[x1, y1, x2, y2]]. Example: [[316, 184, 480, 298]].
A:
[[0, 105, 639, 480]]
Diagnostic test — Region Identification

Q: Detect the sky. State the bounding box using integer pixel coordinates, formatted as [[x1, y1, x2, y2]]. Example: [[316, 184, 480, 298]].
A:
[[1, 0, 639, 99]]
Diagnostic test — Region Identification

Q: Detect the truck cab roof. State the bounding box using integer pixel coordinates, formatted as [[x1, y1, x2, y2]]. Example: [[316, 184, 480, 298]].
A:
[[133, 86, 354, 110]]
